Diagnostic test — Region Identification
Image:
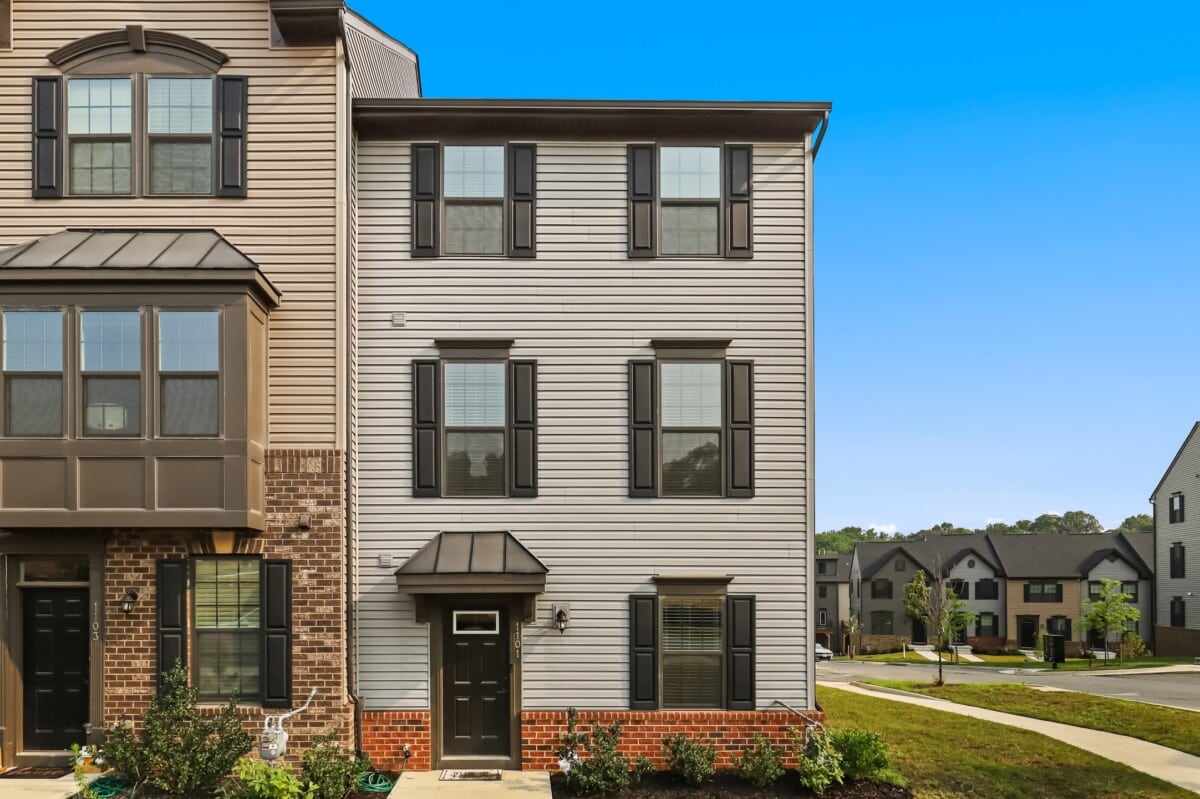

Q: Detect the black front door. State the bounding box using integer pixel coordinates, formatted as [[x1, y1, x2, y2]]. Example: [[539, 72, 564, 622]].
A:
[[442, 608, 510, 757], [23, 588, 89, 750], [910, 617, 926, 644], [1018, 616, 1038, 649]]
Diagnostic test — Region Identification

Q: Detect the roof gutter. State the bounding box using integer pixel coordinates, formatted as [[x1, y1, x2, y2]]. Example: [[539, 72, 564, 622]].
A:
[[810, 109, 830, 160]]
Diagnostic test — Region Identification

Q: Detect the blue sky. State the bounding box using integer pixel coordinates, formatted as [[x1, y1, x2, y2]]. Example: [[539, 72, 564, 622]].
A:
[[354, 1, 1200, 533]]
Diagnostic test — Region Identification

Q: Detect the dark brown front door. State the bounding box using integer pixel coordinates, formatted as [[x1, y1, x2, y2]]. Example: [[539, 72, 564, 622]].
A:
[[1018, 616, 1039, 649], [911, 617, 926, 644], [442, 608, 510, 757], [23, 588, 89, 750]]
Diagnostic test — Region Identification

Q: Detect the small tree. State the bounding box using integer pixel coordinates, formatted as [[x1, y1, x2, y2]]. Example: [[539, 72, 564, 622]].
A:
[[1083, 578, 1140, 664], [904, 568, 975, 686]]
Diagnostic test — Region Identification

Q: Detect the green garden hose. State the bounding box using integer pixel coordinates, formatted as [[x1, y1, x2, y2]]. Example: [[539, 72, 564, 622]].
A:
[[357, 770, 395, 793], [82, 775, 130, 799]]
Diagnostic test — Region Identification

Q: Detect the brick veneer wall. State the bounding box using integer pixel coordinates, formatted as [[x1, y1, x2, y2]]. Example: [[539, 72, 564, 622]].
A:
[[520, 710, 824, 771], [858, 634, 908, 652], [101, 448, 351, 761], [360, 711, 432, 771], [1153, 626, 1200, 657]]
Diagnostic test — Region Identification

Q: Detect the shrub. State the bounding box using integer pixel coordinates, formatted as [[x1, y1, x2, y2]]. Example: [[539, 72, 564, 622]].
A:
[[791, 726, 844, 796], [662, 734, 715, 786], [828, 729, 889, 781], [734, 734, 785, 789], [1120, 631, 1147, 659], [555, 708, 652, 796], [104, 665, 254, 797], [221, 758, 307, 799], [301, 734, 370, 799]]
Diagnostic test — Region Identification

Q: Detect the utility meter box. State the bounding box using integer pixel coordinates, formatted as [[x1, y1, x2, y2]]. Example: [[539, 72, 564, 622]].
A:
[[260, 727, 288, 761]]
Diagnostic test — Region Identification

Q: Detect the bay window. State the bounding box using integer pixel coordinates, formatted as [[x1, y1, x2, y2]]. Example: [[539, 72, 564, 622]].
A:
[[159, 310, 220, 436], [2, 310, 64, 436], [81, 310, 141, 436]]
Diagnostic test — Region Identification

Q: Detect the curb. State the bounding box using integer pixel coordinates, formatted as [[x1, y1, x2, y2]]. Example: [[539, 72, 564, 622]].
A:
[[848, 681, 951, 702]]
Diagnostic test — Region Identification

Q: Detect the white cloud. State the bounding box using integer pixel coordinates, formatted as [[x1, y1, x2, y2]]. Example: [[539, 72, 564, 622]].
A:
[[985, 517, 1005, 525], [868, 523, 899, 536]]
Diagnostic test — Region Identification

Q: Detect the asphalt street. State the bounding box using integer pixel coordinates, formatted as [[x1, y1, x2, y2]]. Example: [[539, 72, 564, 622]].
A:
[[816, 659, 1200, 711]]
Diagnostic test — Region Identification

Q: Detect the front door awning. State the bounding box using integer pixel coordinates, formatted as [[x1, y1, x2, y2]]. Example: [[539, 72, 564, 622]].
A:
[[394, 531, 548, 594]]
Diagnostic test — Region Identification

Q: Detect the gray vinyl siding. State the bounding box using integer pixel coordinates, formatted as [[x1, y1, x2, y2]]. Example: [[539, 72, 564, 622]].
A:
[[1154, 428, 1200, 631], [1085, 559, 1151, 641], [355, 141, 809, 711], [948, 556, 1004, 637]]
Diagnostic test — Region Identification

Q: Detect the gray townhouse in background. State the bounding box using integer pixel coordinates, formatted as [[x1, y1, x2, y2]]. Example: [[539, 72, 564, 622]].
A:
[[815, 554, 851, 652], [1152, 423, 1200, 655]]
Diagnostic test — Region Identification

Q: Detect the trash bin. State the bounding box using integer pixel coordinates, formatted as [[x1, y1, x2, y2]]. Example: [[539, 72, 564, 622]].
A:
[[1044, 634, 1065, 667]]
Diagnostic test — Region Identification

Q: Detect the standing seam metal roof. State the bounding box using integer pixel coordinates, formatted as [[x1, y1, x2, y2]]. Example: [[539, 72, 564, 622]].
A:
[[0, 229, 258, 270], [344, 9, 421, 100]]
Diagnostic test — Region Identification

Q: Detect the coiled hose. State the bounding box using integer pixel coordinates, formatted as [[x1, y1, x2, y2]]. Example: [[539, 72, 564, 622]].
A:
[[357, 770, 395, 793], [81, 775, 129, 799]]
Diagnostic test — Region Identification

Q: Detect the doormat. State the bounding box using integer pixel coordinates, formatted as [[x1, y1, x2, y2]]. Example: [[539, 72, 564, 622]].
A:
[[0, 767, 72, 779], [440, 769, 502, 781]]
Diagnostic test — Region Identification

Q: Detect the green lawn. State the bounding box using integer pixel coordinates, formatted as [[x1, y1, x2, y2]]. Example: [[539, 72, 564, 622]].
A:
[[841, 653, 1189, 670], [860, 681, 1200, 758], [817, 685, 1195, 799]]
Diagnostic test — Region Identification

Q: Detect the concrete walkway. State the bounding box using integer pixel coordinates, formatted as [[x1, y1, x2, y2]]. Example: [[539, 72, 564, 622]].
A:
[[822, 681, 1200, 794], [388, 769, 551, 798], [0, 773, 78, 799]]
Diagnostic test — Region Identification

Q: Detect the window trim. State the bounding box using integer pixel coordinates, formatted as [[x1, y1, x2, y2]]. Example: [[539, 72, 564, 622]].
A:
[[191, 554, 263, 704], [818, 608, 828, 627], [655, 143, 723, 259], [657, 358, 724, 498], [1170, 542, 1186, 579], [659, 593, 725, 710], [65, 74, 136, 197], [156, 307, 222, 437], [143, 74, 217, 197], [1, 307, 67, 438], [440, 143, 507, 257], [871, 578, 893, 600], [1169, 493, 1185, 524], [78, 307, 145, 438]]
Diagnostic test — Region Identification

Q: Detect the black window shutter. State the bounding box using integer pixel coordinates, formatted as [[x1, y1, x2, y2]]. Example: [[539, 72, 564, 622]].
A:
[[726, 595, 756, 710], [32, 77, 63, 198], [508, 144, 536, 257], [412, 144, 439, 257], [628, 360, 657, 497], [261, 559, 292, 709], [508, 359, 537, 497], [629, 594, 658, 710], [1023, 584, 1031, 602], [628, 145, 655, 258], [726, 360, 754, 497], [156, 559, 187, 689], [1180, 495, 1185, 523], [215, 76, 248, 197], [725, 145, 753, 258], [412, 359, 441, 497]]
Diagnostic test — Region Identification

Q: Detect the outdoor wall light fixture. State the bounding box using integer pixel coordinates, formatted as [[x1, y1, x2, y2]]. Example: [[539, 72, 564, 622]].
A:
[[553, 604, 570, 634], [119, 590, 139, 614]]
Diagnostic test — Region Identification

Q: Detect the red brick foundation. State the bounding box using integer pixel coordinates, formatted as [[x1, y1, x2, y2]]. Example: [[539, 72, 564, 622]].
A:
[[520, 710, 824, 771], [100, 448, 352, 762], [360, 711, 433, 771], [1154, 625, 1200, 657]]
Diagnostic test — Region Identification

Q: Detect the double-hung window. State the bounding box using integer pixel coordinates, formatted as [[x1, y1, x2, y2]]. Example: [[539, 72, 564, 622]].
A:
[[2, 310, 63, 436], [975, 578, 998, 600], [1170, 542, 1186, 579], [948, 579, 969, 600], [871, 579, 892, 599], [1121, 581, 1138, 602], [67, 78, 133, 195], [147, 78, 214, 195], [660, 596, 723, 708], [81, 310, 141, 436], [410, 143, 536, 258], [870, 610, 893, 635], [1047, 615, 1071, 639], [1024, 581, 1063, 603], [443, 361, 506, 496], [1169, 493, 1184, 523], [628, 143, 752, 258], [628, 353, 753, 498], [1170, 597, 1186, 628], [411, 348, 538, 498], [976, 612, 997, 637], [159, 310, 220, 435], [193, 557, 261, 702], [660, 362, 722, 496], [1088, 581, 1103, 601]]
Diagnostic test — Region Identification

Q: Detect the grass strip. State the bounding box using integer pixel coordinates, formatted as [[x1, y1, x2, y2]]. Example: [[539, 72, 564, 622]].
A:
[[817, 685, 1195, 799], [860, 680, 1200, 758]]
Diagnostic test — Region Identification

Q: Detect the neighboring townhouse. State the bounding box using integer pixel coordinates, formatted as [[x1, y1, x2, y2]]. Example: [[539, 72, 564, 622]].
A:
[[0, 1, 417, 766], [815, 553, 851, 652], [989, 532, 1153, 657], [352, 100, 829, 769], [849, 534, 1005, 651], [1151, 423, 1200, 655]]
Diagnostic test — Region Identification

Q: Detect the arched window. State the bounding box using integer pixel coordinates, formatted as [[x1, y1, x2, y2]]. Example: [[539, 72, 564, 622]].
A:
[[32, 26, 246, 199]]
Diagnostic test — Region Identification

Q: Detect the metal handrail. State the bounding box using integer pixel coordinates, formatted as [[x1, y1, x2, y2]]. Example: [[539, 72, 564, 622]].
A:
[[770, 699, 826, 734]]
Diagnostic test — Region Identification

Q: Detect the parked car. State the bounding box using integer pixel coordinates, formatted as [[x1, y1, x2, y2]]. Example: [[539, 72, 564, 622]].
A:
[[815, 643, 834, 661]]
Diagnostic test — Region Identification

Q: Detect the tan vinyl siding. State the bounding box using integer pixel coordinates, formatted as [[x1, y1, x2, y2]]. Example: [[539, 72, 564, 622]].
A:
[[355, 141, 809, 710], [0, 1, 339, 446]]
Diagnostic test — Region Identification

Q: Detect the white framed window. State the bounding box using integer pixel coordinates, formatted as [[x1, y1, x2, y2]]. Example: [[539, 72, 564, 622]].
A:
[[659, 146, 720, 255], [67, 78, 133, 195], [443, 145, 505, 255], [147, 77, 214, 195]]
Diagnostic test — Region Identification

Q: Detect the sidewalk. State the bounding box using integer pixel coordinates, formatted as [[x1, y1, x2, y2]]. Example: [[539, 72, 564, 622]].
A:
[[0, 774, 77, 799], [821, 680, 1200, 794]]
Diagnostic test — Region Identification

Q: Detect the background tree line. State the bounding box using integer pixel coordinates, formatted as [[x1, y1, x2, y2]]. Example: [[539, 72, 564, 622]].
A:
[[815, 512, 1153, 555]]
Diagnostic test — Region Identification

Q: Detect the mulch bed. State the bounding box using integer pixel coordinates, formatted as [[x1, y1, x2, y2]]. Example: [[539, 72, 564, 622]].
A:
[[550, 772, 912, 798]]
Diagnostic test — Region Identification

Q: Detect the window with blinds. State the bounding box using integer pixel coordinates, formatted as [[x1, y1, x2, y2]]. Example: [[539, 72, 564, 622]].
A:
[[661, 596, 723, 708], [193, 557, 261, 701], [660, 362, 722, 496], [443, 361, 506, 496], [443, 145, 505, 255]]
